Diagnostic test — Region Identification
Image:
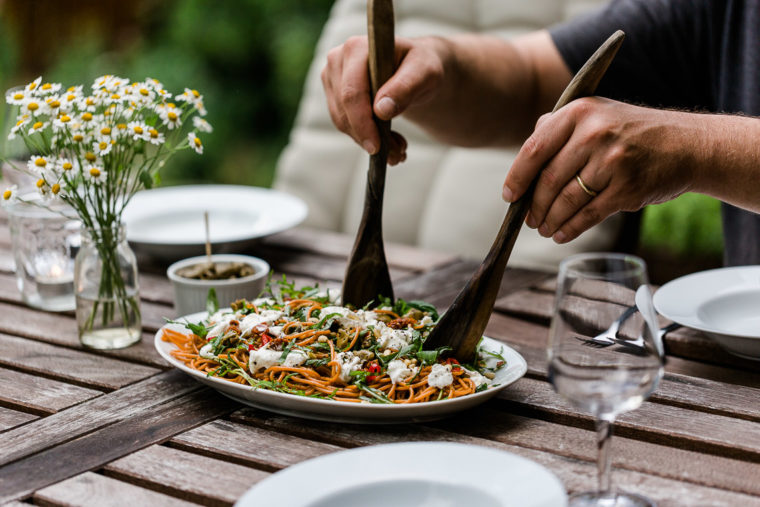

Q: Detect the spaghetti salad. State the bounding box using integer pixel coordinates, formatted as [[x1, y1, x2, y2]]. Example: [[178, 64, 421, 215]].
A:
[[162, 278, 506, 404]]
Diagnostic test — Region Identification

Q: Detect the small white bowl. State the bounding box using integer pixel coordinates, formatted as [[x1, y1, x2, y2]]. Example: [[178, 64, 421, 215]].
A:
[[166, 254, 270, 317]]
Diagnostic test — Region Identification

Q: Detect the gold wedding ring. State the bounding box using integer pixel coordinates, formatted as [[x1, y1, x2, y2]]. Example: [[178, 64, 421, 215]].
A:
[[575, 174, 598, 197]]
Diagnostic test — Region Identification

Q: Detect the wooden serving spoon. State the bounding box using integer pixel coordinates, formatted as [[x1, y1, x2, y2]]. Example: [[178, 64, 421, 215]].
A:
[[341, 0, 396, 308], [423, 30, 626, 362]]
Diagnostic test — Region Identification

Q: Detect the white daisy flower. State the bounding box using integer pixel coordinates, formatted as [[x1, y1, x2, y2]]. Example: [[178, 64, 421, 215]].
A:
[[5, 87, 28, 105], [176, 88, 205, 114], [84, 165, 106, 182], [157, 103, 182, 129], [38, 82, 62, 95], [78, 95, 101, 112], [35, 175, 51, 196], [56, 158, 75, 174], [126, 121, 149, 141], [21, 97, 47, 116], [60, 86, 83, 110], [8, 114, 31, 139], [29, 120, 49, 134], [127, 83, 156, 105], [52, 113, 74, 131], [192, 116, 213, 133], [25, 77, 42, 94], [27, 155, 53, 175], [187, 132, 203, 154], [93, 137, 114, 156], [45, 95, 64, 113], [1, 185, 19, 206], [145, 127, 165, 145], [83, 150, 100, 166], [113, 122, 130, 138]]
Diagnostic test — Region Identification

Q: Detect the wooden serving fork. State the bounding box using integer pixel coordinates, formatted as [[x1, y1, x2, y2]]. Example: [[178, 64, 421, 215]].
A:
[[423, 30, 626, 362], [341, 0, 396, 308]]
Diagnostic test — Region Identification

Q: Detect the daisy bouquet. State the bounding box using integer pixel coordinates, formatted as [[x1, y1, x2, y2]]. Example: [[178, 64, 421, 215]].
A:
[[1, 75, 211, 341]]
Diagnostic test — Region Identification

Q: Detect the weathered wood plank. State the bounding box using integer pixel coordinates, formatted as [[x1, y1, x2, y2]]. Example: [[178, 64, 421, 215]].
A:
[[104, 445, 269, 507], [394, 260, 551, 310], [0, 387, 236, 503], [170, 419, 343, 471], [137, 272, 176, 305], [231, 410, 760, 506], [437, 406, 760, 498], [0, 406, 37, 432], [0, 334, 159, 391], [262, 226, 458, 272], [0, 370, 198, 468], [0, 301, 169, 369], [33, 472, 201, 507], [496, 376, 760, 462], [0, 366, 102, 414]]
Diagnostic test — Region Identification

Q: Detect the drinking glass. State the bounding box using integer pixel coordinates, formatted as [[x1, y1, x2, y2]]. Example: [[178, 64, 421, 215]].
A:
[[548, 253, 664, 506]]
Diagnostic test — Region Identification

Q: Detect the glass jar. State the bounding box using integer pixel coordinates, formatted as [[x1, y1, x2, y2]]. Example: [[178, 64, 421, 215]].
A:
[[74, 223, 141, 349], [7, 195, 80, 311]]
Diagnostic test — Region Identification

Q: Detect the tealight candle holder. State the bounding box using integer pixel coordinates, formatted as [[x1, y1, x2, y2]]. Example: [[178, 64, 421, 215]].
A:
[[7, 196, 80, 311]]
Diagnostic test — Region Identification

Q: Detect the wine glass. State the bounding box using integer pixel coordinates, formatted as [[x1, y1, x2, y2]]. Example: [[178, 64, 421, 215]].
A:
[[548, 253, 664, 506]]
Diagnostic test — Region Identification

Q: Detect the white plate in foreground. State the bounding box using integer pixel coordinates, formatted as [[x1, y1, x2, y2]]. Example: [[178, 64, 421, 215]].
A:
[[154, 313, 528, 424], [653, 266, 760, 360], [123, 184, 307, 259], [235, 442, 567, 507]]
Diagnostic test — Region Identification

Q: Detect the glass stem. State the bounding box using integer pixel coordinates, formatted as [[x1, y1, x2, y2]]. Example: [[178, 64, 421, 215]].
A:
[[596, 418, 613, 494]]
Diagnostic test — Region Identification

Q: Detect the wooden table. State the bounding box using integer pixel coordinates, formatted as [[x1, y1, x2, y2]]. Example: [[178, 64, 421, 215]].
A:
[[1, 215, 760, 506]]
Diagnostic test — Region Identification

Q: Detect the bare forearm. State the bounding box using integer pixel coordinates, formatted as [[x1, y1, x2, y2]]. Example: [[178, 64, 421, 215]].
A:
[[404, 31, 571, 147], [690, 113, 760, 212]]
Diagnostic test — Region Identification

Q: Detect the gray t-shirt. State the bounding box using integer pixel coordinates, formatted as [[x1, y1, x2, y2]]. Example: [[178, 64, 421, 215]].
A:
[[550, 0, 760, 265]]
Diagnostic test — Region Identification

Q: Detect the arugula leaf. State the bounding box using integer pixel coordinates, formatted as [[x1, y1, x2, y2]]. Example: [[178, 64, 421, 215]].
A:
[[406, 300, 439, 321], [278, 338, 296, 363], [206, 288, 219, 315], [305, 357, 330, 367], [416, 345, 452, 365], [165, 318, 210, 339], [313, 312, 343, 330]]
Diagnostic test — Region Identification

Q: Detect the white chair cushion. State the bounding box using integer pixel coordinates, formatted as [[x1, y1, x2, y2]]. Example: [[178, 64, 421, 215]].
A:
[[274, 0, 619, 272]]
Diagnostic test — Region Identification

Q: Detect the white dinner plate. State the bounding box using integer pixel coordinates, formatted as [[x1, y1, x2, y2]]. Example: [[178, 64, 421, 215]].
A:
[[653, 266, 760, 360], [154, 312, 528, 424], [234, 442, 567, 507], [123, 184, 307, 259]]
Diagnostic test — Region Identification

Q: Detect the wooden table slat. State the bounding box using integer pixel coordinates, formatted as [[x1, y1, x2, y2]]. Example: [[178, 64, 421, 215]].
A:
[[169, 419, 343, 472], [0, 406, 37, 432], [0, 370, 197, 468], [104, 444, 269, 507], [0, 366, 102, 414], [0, 333, 159, 391], [498, 377, 760, 462], [34, 472, 201, 507], [0, 386, 235, 503]]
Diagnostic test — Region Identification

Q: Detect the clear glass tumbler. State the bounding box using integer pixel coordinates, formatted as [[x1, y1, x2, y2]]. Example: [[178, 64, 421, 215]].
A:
[[548, 253, 664, 506], [7, 197, 80, 311]]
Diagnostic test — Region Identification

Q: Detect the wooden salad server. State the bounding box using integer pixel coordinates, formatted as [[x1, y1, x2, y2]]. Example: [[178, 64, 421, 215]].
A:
[[341, 0, 396, 308], [424, 30, 626, 362]]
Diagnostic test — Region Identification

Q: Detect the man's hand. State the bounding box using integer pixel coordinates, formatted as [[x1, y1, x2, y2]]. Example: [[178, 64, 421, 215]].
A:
[[321, 36, 449, 165], [502, 97, 702, 243]]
